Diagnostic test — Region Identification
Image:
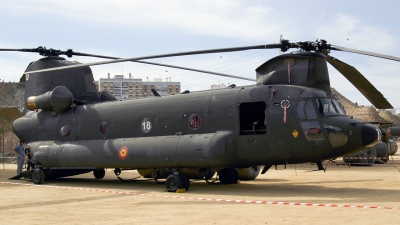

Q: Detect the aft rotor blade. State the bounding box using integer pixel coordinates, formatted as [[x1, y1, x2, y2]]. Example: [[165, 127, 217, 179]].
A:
[[327, 55, 393, 109], [330, 45, 400, 62], [24, 43, 284, 74], [70, 52, 256, 81]]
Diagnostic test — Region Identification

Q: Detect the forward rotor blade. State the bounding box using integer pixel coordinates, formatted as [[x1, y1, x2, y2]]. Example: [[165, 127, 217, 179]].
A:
[[327, 55, 393, 109], [135, 61, 256, 81], [330, 45, 400, 62], [24, 43, 284, 74]]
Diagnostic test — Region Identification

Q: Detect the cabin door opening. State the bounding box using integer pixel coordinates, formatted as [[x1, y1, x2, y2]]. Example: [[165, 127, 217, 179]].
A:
[[239, 101, 267, 135]]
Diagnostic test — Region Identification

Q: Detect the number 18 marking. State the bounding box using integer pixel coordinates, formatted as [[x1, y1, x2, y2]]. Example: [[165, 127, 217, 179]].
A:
[[141, 118, 152, 133]]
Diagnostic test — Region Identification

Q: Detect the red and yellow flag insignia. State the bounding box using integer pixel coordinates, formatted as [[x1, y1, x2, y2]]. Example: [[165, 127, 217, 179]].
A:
[[118, 146, 129, 160]]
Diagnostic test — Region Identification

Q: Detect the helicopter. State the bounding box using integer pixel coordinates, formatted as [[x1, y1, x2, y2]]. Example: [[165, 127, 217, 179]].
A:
[[3, 39, 399, 192]]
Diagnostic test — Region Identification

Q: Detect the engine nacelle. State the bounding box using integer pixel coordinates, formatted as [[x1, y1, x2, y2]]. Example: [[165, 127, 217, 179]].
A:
[[26, 86, 73, 113]]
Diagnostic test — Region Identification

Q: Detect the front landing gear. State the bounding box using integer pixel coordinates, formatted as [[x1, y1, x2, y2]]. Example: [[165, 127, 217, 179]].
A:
[[32, 168, 45, 184], [164, 173, 190, 192]]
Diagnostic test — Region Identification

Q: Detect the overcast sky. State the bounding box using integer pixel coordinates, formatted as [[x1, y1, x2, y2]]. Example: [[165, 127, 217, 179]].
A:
[[1, 0, 399, 110]]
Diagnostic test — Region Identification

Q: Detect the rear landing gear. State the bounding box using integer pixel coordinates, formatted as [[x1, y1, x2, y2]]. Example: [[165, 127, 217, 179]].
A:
[[165, 174, 183, 191], [218, 168, 239, 184], [165, 173, 190, 192], [93, 168, 105, 179]]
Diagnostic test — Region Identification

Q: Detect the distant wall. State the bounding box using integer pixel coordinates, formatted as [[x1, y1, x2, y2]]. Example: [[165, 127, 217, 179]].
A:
[[0, 131, 20, 163]]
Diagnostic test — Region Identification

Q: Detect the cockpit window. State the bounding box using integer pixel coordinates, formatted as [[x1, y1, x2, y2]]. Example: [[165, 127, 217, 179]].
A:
[[301, 121, 325, 140], [316, 98, 345, 116], [305, 100, 317, 119], [332, 99, 346, 114], [297, 101, 306, 119]]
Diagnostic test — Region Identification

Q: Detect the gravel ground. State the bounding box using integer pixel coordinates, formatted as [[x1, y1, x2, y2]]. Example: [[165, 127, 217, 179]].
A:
[[1, 157, 400, 225]]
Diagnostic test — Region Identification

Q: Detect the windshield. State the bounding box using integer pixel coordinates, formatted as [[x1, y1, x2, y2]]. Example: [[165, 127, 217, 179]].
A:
[[316, 98, 346, 116]]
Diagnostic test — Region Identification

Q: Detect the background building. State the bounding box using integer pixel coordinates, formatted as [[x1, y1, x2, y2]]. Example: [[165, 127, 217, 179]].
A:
[[211, 83, 227, 89], [98, 74, 181, 100]]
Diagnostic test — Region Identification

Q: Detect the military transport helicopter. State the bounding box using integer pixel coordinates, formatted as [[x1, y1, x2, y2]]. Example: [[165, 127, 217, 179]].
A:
[[3, 39, 399, 192]]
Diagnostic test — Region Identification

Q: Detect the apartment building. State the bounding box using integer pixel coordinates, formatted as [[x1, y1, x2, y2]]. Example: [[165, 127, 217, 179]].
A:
[[98, 74, 181, 100]]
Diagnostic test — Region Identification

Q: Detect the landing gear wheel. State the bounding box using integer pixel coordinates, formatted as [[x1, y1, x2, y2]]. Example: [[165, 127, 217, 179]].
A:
[[179, 173, 190, 191], [219, 168, 235, 184], [32, 169, 45, 184], [165, 174, 183, 191], [232, 168, 239, 184], [93, 168, 106, 179]]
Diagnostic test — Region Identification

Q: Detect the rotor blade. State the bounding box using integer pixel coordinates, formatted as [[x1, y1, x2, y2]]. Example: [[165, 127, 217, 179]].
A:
[[135, 61, 256, 81], [0, 47, 67, 57], [327, 55, 393, 109], [0, 48, 40, 53], [330, 45, 400, 62], [0, 48, 33, 51], [24, 43, 284, 74], [70, 52, 256, 81]]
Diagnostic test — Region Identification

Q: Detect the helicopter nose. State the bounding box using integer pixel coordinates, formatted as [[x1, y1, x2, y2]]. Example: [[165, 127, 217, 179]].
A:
[[361, 124, 381, 147]]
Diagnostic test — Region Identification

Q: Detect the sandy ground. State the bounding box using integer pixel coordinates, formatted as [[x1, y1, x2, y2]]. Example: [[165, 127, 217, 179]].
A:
[[1, 157, 400, 225]]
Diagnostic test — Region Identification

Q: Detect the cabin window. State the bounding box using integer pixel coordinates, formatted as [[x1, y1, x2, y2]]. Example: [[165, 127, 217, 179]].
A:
[[60, 125, 70, 137], [188, 114, 201, 130], [100, 121, 109, 136], [239, 102, 266, 135]]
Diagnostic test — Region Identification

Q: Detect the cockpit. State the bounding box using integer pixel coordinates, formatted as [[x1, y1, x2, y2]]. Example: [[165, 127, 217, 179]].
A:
[[297, 96, 348, 147], [297, 98, 346, 119]]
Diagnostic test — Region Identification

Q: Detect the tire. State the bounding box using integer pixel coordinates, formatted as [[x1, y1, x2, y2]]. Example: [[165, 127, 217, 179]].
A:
[[232, 168, 239, 183], [32, 169, 45, 184], [93, 169, 106, 179], [219, 168, 234, 184], [165, 174, 183, 190], [179, 173, 190, 191]]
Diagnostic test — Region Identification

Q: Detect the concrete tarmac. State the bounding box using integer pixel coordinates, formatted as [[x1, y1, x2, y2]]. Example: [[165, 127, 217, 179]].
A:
[[1, 157, 400, 225]]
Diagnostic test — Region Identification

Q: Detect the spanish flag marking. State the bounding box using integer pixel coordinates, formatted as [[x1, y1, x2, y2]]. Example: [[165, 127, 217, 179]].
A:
[[118, 146, 129, 160]]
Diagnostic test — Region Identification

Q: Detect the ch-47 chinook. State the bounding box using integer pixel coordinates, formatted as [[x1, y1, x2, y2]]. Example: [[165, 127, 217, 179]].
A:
[[3, 39, 399, 192]]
